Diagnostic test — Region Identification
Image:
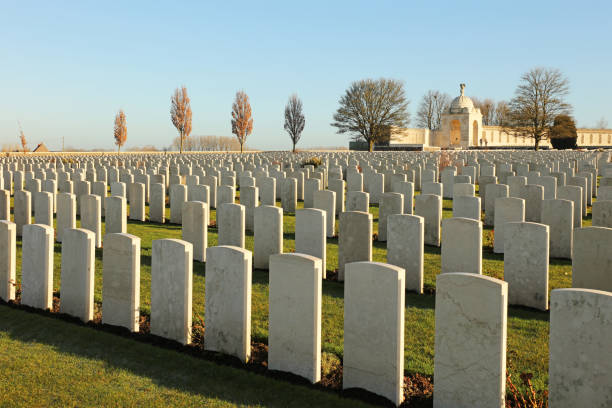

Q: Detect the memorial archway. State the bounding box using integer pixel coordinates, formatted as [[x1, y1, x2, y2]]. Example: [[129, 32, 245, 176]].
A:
[[450, 120, 461, 145]]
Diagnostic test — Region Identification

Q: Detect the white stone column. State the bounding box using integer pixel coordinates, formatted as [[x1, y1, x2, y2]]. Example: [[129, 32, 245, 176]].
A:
[[217, 203, 245, 248], [504, 222, 549, 310], [295, 208, 326, 278], [102, 233, 141, 332], [442, 217, 482, 274], [151, 238, 193, 345], [0, 221, 16, 302], [60, 228, 95, 322], [254, 205, 282, 270], [343, 261, 405, 406], [205, 245, 252, 362], [387, 214, 424, 293], [21, 224, 54, 310], [268, 253, 322, 383], [182, 201, 208, 262], [434, 273, 507, 408], [338, 211, 372, 281]]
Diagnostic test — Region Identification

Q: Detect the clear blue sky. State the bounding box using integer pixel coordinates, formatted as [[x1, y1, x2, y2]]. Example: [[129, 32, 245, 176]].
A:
[[1, 1, 611, 151]]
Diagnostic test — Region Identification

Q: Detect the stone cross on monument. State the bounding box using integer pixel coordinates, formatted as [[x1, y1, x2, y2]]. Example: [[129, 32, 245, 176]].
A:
[[460, 83, 466, 96]]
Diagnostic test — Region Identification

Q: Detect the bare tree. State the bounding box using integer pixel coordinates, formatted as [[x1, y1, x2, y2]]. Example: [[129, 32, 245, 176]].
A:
[[113, 109, 127, 153], [506, 67, 571, 150], [284, 94, 305, 152], [478, 98, 496, 125], [231, 90, 253, 153], [18, 122, 27, 152], [495, 101, 510, 126], [331, 78, 410, 152], [595, 117, 609, 129], [416, 90, 450, 130], [170, 86, 193, 154]]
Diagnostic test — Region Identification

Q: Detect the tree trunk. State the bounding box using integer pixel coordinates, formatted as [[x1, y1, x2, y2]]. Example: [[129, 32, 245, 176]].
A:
[[240, 142, 243, 153], [117, 145, 120, 153], [292, 141, 296, 153], [534, 138, 540, 151], [368, 139, 374, 152], [180, 132, 184, 154]]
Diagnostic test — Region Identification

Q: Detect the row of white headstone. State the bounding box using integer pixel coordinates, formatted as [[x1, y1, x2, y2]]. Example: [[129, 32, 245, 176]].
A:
[[1, 219, 610, 407]]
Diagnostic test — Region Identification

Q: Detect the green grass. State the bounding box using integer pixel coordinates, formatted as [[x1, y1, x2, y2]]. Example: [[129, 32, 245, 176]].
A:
[[0, 307, 370, 408], [1, 182, 599, 406]]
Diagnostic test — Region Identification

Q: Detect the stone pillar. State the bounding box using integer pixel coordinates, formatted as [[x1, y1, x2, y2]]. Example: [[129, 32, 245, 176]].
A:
[[240, 185, 259, 232], [338, 211, 372, 281], [346, 191, 369, 212], [110, 182, 126, 198], [415, 193, 442, 247], [0, 190, 9, 221], [105, 196, 126, 234], [92, 181, 107, 216], [259, 177, 276, 206], [521, 184, 544, 223], [56, 193, 76, 243], [493, 197, 525, 254], [378, 192, 403, 241], [295, 208, 326, 278], [182, 201, 208, 262], [60, 228, 95, 322], [254, 205, 283, 270], [34, 191, 53, 227], [21, 224, 54, 310], [387, 214, 423, 293], [347, 172, 363, 192], [269, 253, 322, 383], [393, 181, 414, 214], [14, 190, 31, 237], [149, 183, 165, 223], [217, 203, 245, 248], [80, 194, 101, 248], [42, 179, 57, 213], [442, 217, 483, 274], [504, 222, 549, 310], [557, 185, 582, 228], [541, 199, 573, 259], [0, 221, 16, 302], [102, 233, 141, 332], [129, 182, 146, 222], [484, 183, 509, 226], [478, 175, 497, 211], [592, 201, 612, 228], [453, 195, 480, 221], [572, 226, 612, 292], [548, 288, 612, 407], [282, 178, 297, 213], [205, 245, 252, 362], [313, 189, 336, 238], [151, 239, 193, 345], [434, 273, 507, 408], [328, 179, 345, 215], [303, 178, 321, 208], [343, 261, 404, 406], [170, 184, 187, 224], [441, 167, 457, 199], [369, 172, 384, 204]]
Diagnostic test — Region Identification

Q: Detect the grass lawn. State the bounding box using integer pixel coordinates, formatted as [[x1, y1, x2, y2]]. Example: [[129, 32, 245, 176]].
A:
[[0, 183, 597, 406]]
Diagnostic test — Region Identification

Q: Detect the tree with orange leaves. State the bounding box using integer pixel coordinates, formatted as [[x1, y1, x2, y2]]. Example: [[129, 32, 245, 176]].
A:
[[231, 90, 253, 153], [113, 109, 127, 153], [18, 122, 27, 152], [171, 86, 193, 153]]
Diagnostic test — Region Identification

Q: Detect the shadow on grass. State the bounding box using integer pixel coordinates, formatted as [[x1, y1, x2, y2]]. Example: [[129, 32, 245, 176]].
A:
[[0, 305, 371, 408]]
